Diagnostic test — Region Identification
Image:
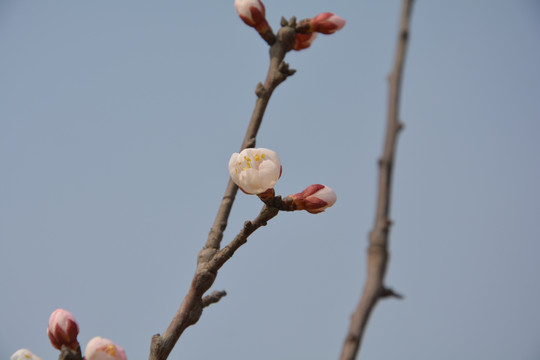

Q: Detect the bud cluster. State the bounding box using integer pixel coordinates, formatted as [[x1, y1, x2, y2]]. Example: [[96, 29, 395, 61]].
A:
[[234, 0, 345, 50]]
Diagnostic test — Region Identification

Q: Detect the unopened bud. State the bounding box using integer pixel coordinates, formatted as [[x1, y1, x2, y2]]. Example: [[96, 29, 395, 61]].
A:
[[85, 337, 127, 360], [286, 184, 337, 214], [311, 13, 346, 34], [47, 308, 80, 351], [294, 32, 318, 51], [234, 0, 272, 36], [10, 349, 43, 360]]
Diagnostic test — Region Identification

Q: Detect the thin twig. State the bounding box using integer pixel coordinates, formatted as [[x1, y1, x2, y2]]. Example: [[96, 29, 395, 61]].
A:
[[202, 290, 228, 308], [339, 1, 414, 359], [148, 19, 298, 360]]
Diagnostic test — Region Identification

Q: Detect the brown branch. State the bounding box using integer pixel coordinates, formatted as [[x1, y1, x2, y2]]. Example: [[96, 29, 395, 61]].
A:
[[148, 17, 299, 360], [205, 17, 297, 252], [149, 205, 279, 360], [339, 1, 414, 360]]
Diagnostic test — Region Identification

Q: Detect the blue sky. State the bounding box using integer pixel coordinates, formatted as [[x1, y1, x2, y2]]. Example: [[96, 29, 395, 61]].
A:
[[1, 1, 539, 359]]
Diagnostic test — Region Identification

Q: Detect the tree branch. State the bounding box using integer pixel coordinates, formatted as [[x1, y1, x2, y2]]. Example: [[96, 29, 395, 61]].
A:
[[149, 205, 279, 360], [148, 18, 299, 360], [339, 1, 414, 359], [205, 18, 297, 251]]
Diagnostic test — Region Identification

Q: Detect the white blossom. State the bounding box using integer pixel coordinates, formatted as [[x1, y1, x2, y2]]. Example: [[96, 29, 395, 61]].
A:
[[228, 148, 281, 194]]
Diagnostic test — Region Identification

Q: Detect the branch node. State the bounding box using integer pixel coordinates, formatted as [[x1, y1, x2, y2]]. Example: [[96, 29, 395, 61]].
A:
[[244, 220, 253, 231], [255, 82, 267, 98]]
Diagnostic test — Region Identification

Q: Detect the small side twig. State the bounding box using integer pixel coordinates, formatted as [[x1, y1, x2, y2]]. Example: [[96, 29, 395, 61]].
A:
[[149, 204, 280, 360], [202, 290, 228, 308], [339, 1, 415, 359]]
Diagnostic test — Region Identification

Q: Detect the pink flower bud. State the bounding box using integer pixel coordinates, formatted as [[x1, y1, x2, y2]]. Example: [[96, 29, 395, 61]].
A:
[[294, 32, 318, 51], [288, 184, 337, 214], [85, 337, 127, 360], [234, 0, 270, 34], [311, 12, 346, 34], [47, 308, 80, 351]]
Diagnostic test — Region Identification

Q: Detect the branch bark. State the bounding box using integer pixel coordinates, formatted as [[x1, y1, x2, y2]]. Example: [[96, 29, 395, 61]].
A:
[[148, 205, 279, 360], [148, 19, 298, 360], [339, 1, 414, 359]]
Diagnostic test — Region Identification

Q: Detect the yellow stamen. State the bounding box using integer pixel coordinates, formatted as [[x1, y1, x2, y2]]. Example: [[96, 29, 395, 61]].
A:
[[261, 153, 266, 159], [105, 345, 116, 356]]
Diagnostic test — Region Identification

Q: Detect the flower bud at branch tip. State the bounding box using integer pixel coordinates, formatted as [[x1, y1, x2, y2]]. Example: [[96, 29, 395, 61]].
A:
[[85, 336, 127, 360], [287, 184, 337, 214], [229, 148, 282, 195], [234, 0, 273, 39], [10, 349, 43, 360], [311, 12, 346, 35], [47, 308, 80, 351]]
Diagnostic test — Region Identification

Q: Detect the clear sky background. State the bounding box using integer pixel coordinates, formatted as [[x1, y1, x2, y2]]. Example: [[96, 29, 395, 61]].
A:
[[1, 1, 539, 359]]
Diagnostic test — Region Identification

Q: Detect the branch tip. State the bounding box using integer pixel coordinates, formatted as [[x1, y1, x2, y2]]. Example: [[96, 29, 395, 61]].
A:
[[202, 290, 228, 308]]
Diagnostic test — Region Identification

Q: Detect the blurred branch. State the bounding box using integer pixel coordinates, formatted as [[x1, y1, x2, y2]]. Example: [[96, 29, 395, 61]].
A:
[[339, 1, 414, 359], [148, 19, 298, 360]]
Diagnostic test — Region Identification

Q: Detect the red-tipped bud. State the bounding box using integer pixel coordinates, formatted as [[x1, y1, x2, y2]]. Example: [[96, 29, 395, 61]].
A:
[[294, 32, 318, 51], [311, 12, 346, 34], [288, 184, 337, 214], [234, 0, 271, 34], [47, 309, 80, 351]]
